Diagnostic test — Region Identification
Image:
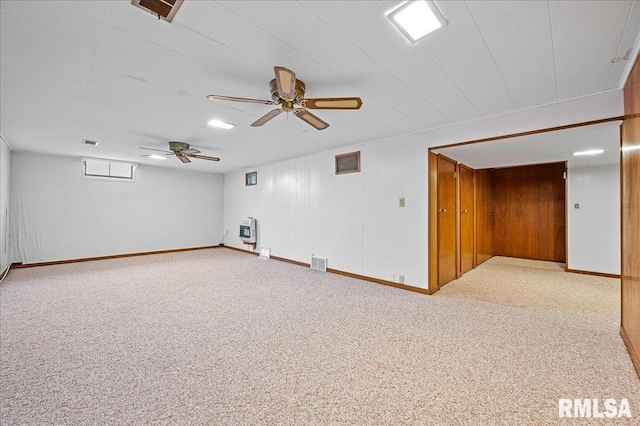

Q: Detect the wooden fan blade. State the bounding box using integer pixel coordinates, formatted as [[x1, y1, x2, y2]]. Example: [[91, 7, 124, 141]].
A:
[[293, 109, 329, 130], [251, 109, 282, 127], [303, 97, 363, 110], [274, 66, 296, 100], [139, 147, 172, 153], [180, 149, 200, 155], [176, 153, 191, 163], [207, 94, 276, 105], [188, 154, 221, 162]]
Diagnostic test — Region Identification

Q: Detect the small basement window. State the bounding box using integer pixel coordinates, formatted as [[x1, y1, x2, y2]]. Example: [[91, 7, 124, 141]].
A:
[[335, 151, 361, 175], [246, 171, 257, 186], [83, 159, 136, 182]]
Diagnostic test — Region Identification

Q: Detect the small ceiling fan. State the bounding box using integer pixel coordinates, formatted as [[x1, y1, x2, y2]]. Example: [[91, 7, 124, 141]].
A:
[[139, 142, 220, 163], [206, 66, 363, 130]]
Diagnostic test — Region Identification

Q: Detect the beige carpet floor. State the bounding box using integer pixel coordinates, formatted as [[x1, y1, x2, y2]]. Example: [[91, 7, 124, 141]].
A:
[[436, 256, 620, 315], [1, 249, 638, 425]]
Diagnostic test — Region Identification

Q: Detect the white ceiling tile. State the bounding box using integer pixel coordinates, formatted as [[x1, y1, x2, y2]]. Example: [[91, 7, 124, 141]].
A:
[[27, 23, 95, 64], [231, 25, 294, 67], [328, 49, 384, 83], [551, 0, 632, 99], [291, 27, 356, 67], [175, 1, 250, 47], [607, 0, 640, 89], [423, 1, 516, 116], [215, 1, 272, 24], [330, 1, 389, 49], [141, 67, 190, 93], [300, 1, 363, 24], [86, 67, 141, 102], [467, 1, 557, 109], [96, 23, 162, 64], [214, 52, 276, 88], [386, 52, 481, 122], [21, 0, 101, 44], [162, 25, 228, 67], [362, 101, 424, 132], [151, 48, 206, 80], [254, 2, 327, 51], [51, 1, 106, 21], [196, 65, 267, 104], [1, 0, 638, 173], [0, 0, 25, 19], [29, 46, 93, 80], [0, 38, 32, 63], [1, 11, 29, 43], [92, 47, 150, 80]]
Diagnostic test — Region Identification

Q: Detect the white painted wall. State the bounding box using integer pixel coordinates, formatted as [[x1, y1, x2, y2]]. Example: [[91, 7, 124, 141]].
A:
[[0, 135, 11, 273], [224, 90, 623, 290], [224, 134, 429, 288], [10, 152, 224, 264], [568, 163, 620, 275]]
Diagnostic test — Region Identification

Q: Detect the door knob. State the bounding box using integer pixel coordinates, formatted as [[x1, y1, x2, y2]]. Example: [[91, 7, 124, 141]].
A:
[[439, 208, 447, 213], [461, 209, 468, 214]]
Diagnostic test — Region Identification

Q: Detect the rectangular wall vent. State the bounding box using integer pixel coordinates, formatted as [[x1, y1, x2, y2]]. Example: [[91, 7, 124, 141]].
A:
[[131, 0, 184, 23], [82, 139, 99, 146], [311, 256, 328, 272]]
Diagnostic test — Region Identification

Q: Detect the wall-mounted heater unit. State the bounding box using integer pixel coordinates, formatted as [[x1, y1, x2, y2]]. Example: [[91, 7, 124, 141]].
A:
[[311, 255, 328, 272], [239, 218, 256, 244]]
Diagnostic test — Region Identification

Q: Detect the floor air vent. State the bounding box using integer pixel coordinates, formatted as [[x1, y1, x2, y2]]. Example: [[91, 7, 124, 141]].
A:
[[311, 256, 327, 272]]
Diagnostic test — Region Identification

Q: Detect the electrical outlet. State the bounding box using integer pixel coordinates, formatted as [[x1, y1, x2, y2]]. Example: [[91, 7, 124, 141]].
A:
[[399, 275, 405, 284], [399, 197, 405, 207], [574, 203, 579, 209], [390, 273, 395, 282]]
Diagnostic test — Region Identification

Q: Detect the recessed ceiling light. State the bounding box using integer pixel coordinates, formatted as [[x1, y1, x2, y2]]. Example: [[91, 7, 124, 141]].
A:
[[149, 155, 167, 160], [387, 0, 447, 44], [573, 149, 604, 156], [208, 119, 235, 129]]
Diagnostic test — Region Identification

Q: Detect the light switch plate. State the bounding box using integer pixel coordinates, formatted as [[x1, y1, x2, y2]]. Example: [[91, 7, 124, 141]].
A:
[[399, 197, 405, 207]]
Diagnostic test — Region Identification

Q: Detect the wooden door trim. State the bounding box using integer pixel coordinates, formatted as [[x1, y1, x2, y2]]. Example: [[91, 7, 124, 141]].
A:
[[428, 151, 439, 293], [430, 116, 623, 151], [455, 162, 461, 278]]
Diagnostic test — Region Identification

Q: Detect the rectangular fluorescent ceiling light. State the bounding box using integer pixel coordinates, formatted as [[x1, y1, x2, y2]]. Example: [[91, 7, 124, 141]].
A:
[[208, 119, 235, 129], [572, 149, 604, 156], [387, 0, 446, 43], [149, 155, 167, 160]]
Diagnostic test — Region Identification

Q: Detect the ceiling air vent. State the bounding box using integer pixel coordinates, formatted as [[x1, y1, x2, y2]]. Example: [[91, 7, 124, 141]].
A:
[[131, 0, 184, 23], [82, 139, 99, 146]]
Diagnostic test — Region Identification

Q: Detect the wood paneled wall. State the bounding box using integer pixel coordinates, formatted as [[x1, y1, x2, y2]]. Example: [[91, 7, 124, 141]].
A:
[[621, 56, 640, 377], [493, 162, 566, 262], [475, 169, 494, 265]]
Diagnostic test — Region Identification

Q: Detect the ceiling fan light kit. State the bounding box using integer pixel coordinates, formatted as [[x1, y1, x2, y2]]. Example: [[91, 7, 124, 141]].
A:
[[207, 66, 363, 130]]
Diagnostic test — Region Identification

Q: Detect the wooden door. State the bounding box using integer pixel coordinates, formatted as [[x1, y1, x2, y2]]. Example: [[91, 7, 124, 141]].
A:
[[493, 162, 566, 262], [621, 55, 640, 377], [437, 155, 457, 286], [475, 169, 494, 265], [459, 165, 475, 275]]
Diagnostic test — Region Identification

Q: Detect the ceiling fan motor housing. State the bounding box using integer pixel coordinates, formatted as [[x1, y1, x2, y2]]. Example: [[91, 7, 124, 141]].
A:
[[169, 141, 190, 152], [269, 78, 306, 104]]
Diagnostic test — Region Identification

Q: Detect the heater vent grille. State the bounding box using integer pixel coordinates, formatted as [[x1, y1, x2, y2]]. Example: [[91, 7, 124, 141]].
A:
[[311, 256, 327, 272], [131, 0, 183, 22]]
